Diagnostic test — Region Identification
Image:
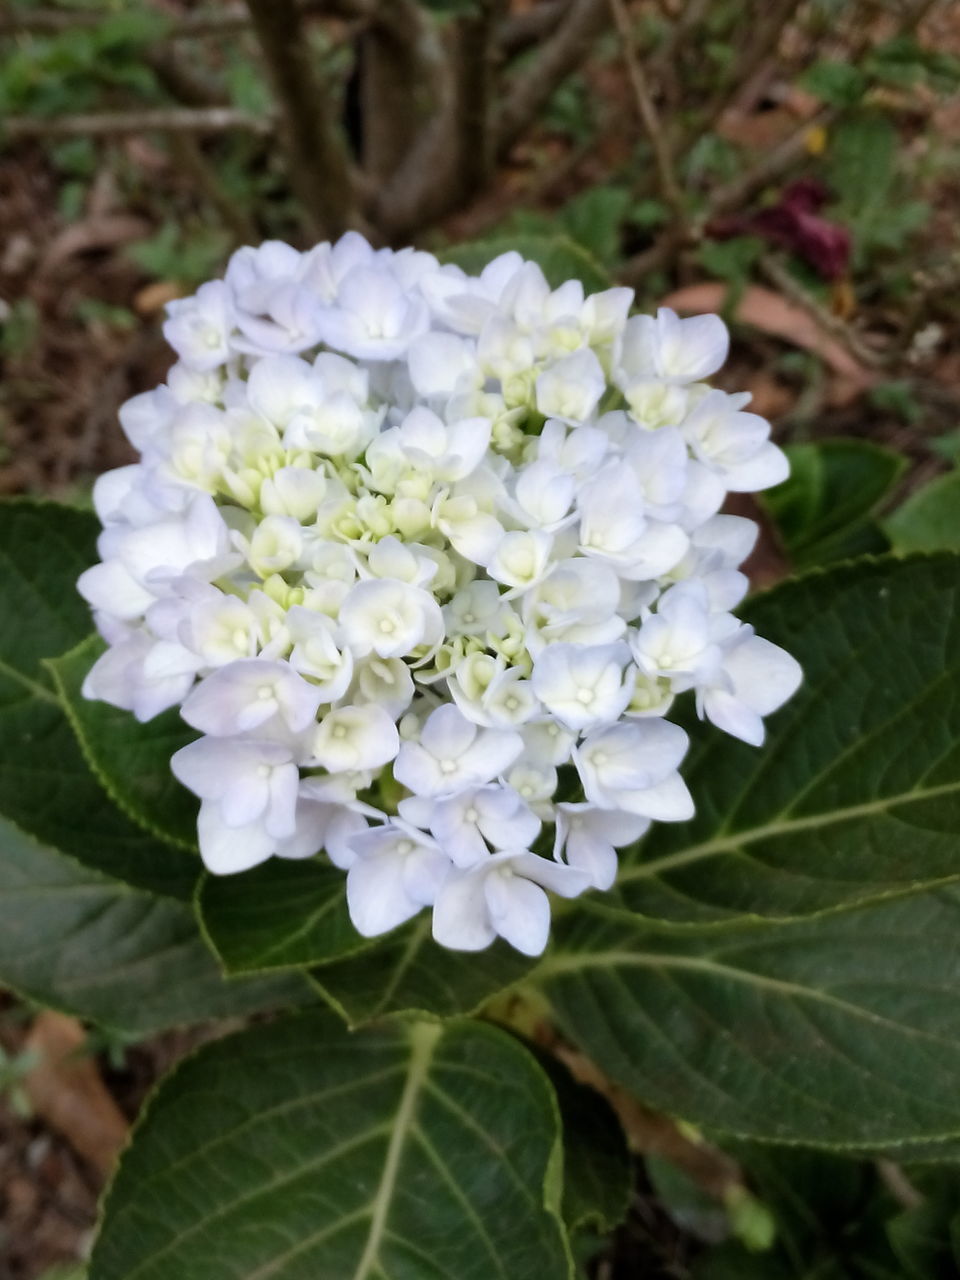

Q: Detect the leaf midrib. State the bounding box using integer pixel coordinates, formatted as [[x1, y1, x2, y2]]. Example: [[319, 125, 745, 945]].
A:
[[351, 1021, 442, 1280], [618, 777, 960, 883], [541, 949, 960, 1050], [0, 655, 59, 705]]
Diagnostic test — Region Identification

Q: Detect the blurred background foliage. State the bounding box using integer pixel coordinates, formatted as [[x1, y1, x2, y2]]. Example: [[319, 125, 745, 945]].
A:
[[2, 1, 960, 1276]]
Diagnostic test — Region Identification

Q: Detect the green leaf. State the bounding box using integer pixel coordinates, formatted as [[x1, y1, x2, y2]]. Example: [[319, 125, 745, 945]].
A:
[[440, 234, 612, 293], [90, 1011, 573, 1280], [761, 439, 904, 569], [0, 816, 309, 1035], [312, 917, 534, 1024], [802, 59, 867, 107], [541, 886, 960, 1148], [0, 499, 197, 899], [557, 186, 631, 267], [616, 555, 960, 926], [197, 859, 369, 974], [48, 635, 198, 851], [884, 472, 960, 553]]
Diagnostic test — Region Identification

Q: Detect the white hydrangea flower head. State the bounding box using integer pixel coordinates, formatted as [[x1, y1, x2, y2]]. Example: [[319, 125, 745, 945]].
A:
[[79, 233, 802, 957]]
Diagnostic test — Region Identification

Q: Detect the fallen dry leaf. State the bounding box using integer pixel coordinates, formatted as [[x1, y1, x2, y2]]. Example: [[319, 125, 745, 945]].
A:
[[661, 282, 877, 392], [134, 279, 184, 315], [22, 1012, 129, 1178], [38, 214, 151, 280]]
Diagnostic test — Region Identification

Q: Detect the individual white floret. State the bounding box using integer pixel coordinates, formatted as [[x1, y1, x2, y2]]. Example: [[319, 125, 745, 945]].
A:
[[701, 628, 802, 746], [487, 529, 554, 592], [311, 704, 400, 772], [163, 280, 233, 372], [260, 466, 328, 522], [631, 582, 722, 692], [366, 407, 492, 488], [393, 704, 523, 796], [81, 630, 200, 722], [622, 426, 689, 517], [520, 718, 576, 767], [554, 804, 650, 891], [79, 494, 236, 619], [407, 332, 479, 400], [504, 761, 558, 819], [235, 515, 304, 578], [444, 580, 510, 638], [577, 465, 689, 580], [432, 850, 589, 956], [619, 306, 729, 384], [522, 559, 626, 653], [420, 251, 525, 334], [340, 579, 443, 659], [399, 783, 540, 868], [318, 264, 429, 360], [536, 420, 609, 480], [535, 348, 605, 424], [195, 789, 335, 875], [182, 592, 262, 667], [345, 822, 451, 936], [286, 608, 354, 700], [511, 461, 577, 531], [171, 735, 301, 842], [682, 389, 789, 491], [180, 659, 322, 736], [431, 489, 505, 565], [531, 642, 632, 731], [351, 655, 416, 720], [574, 720, 693, 821]]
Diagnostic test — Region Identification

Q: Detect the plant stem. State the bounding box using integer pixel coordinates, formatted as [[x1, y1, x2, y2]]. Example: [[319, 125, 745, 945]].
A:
[[243, 0, 360, 238]]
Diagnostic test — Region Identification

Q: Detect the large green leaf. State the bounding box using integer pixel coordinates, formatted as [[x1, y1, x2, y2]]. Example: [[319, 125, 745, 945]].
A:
[[440, 234, 612, 293], [90, 1011, 573, 1280], [312, 917, 534, 1025], [884, 471, 960, 554], [761, 439, 903, 568], [616, 554, 960, 926], [0, 500, 197, 899], [540, 887, 960, 1148], [0, 816, 309, 1035], [49, 635, 198, 851], [197, 860, 368, 974]]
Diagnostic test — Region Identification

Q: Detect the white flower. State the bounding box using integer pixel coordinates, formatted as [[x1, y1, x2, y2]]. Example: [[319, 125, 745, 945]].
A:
[[81, 630, 199, 721], [180, 659, 321, 736], [163, 281, 233, 372], [487, 529, 554, 591], [701, 629, 802, 745], [432, 851, 589, 956], [340, 579, 444, 658], [619, 307, 729, 384], [319, 265, 429, 360], [171, 736, 301, 843], [578, 465, 689, 580], [311, 704, 400, 772], [400, 783, 540, 868], [536, 348, 605, 423], [531, 642, 632, 731], [554, 804, 649, 890], [574, 720, 693, 821], [683, 390, 789, 491], [80, 230, 802, 955], [346, 823, 451, 936], [287, 608, 354, 700], [631, 582, 722, 691], [393, 704, 523, 796]]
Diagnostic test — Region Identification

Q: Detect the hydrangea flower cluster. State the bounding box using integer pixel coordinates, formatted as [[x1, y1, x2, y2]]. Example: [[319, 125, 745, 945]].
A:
[[79, 233, 801, 957]]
